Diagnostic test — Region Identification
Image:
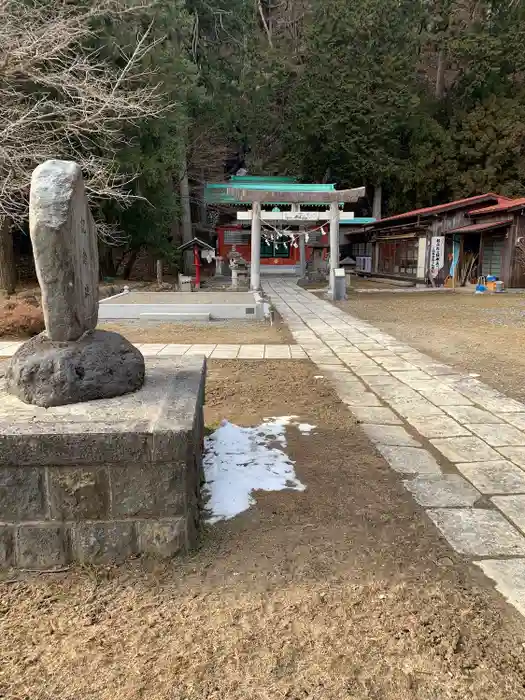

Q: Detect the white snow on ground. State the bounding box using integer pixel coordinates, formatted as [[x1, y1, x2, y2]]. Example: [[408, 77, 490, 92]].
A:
[[203, 417, 310, 523]]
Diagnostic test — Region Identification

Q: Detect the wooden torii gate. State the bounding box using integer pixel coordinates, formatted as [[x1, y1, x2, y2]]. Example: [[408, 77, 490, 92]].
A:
[[228, 187, 365, 293]]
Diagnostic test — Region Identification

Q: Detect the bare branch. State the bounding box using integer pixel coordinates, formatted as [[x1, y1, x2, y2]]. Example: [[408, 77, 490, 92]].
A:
[[0, 0, 171, 225]]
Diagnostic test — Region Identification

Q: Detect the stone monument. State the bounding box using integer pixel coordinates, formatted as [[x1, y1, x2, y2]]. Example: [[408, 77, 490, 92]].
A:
[[5, 160, 145, 407]]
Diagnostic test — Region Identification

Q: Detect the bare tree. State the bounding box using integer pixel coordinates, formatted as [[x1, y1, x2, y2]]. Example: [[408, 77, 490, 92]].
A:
[[0, 0, 172, 291]]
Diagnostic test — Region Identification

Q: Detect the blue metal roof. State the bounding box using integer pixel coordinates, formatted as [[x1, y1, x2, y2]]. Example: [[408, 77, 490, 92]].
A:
[[341, 217, 376, 225]]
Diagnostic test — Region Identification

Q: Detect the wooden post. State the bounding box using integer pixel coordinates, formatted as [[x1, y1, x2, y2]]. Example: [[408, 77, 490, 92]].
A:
[[179, 154, 193, 273], [250, 201, 261, 291], [299, 231, 306, 277], [0, 216, 15, 295], [156, 259, 163, 286], [329, 201, 340, 291], [194, 244, 201, 290]]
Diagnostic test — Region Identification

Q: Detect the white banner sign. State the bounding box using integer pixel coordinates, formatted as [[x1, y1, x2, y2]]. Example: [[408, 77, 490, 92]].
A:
[[429, 236, 445, 278]]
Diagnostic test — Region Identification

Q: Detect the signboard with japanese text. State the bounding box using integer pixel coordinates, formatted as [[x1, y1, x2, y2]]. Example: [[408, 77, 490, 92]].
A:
[[429, 236, 445, 278]]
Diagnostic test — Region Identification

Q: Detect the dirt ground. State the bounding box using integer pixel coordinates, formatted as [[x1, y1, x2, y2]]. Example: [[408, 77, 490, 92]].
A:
[[335, 290, 525, 402], [99, 317, 293, 344], [2, 361, 525, 699]]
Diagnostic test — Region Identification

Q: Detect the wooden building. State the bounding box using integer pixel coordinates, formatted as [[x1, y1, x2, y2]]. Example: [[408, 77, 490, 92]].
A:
[[462, 197, 525, 288], [364, 193, 525, 286]]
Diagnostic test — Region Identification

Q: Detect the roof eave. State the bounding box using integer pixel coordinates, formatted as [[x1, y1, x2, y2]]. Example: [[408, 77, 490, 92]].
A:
[[374, 194, 503, 227]]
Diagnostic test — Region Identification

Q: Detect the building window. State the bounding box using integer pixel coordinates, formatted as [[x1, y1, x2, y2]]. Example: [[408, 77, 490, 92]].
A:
[[377, 238, 418, 276], [261, 237, 291, 258], [224, 230, 251, 245], [352, 241, 372, 257], [482, 237, 504, 277]]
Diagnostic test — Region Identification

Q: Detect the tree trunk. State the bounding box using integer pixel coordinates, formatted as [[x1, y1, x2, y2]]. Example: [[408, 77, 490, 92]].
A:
[[199, 167, 207, 226], [179, 153, 193, 273], [123, 249, 139, 280], [156, 259, 163, 286], [98, 244, 117, 279], [435, 47, 446, 99], [373, 184, 382, 220], [0, 216, 16, 295]]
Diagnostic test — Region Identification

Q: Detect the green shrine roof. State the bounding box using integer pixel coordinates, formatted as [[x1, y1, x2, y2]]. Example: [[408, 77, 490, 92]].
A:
[[205, 176, 341, 206], [228, 175, 298, 184]]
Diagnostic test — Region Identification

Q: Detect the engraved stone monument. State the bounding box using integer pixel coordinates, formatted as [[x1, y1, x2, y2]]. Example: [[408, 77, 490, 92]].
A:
[[5, 160, 145, 407]]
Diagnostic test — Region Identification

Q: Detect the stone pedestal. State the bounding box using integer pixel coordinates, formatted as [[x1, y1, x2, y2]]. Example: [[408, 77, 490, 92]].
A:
[[0, 357, 205, 568]]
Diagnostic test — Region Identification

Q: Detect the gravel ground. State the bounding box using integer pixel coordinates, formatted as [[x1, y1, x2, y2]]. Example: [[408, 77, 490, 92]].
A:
[[334, 290, 525, 402], [2, 361, 525, 700]]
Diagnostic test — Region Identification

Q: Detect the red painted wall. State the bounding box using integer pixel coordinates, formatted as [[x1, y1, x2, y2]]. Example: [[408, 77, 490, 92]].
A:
[[216, 225, 320, 265]]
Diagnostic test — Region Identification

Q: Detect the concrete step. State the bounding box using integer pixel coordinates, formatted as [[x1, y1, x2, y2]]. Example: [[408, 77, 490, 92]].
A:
[[139, 312, 211, 322]]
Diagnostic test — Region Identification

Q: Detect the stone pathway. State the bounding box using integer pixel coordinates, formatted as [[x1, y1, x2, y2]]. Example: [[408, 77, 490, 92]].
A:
[[262, 277, 525, 619], [0, 342, 305, 360]]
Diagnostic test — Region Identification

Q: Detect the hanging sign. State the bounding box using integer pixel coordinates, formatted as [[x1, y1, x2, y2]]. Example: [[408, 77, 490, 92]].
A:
[[429, 236, 445, 278]]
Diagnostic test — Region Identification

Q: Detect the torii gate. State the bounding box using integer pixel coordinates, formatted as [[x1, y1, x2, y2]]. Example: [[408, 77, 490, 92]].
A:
[[228, 187, 365, 293]]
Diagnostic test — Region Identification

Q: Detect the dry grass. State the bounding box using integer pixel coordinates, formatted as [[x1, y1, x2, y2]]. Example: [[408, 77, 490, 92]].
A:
[[0, 296, 44, 338], [99, 319, 293, 345], [335, 290, 525, 402], [3, 570, 524, 700], [2, 361, 525, 699]]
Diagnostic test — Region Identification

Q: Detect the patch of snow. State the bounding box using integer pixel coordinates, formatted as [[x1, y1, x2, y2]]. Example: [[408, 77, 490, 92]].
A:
[[314, 375, 325, 379], [296, 423, 316, 434], [203, 417, 309, 523]]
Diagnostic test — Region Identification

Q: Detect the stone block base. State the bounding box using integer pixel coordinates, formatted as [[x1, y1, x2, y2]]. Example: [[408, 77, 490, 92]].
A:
[[0, 358, 205, 568]]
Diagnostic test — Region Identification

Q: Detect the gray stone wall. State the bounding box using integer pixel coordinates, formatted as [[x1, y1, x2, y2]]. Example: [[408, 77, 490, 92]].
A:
[[0, 358, 205, 568]]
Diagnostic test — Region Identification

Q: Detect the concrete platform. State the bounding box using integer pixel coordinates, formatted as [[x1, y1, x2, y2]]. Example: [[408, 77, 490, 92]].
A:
[[0, 357, 206, 569], [99, 291, 266, 321]]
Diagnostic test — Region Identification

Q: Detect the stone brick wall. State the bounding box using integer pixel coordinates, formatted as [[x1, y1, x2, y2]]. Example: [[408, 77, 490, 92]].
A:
[[0, 358, 205, 569]]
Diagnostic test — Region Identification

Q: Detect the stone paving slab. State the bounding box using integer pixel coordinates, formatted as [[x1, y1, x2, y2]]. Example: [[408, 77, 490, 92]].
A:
[[237, 345, 265, 359], [351, 366, 393, 377], [264, 346, 291, 359], [210, 347, 239, 359], [392, 370, 433, 385], [375, 445, 441, 474], [388, 399, 446, 419], [498, 447, 525, 469], [492, 495, 525, 533], [185, 344, 217, 357], [340, 392, 382, 407], [406, 415, 471, 439], [377, 358, 417, 372], [476, 559, 525, 618], [404, 475, 481, 507], [456, 460, 525, 495], [431, 436, 501, 463], [138, 343, 167, 357], [417, 387, 473, 407], [363, 374, 403, 387], [497, 413, 525, 431], [362, 425, 421, 447], [349, 406, 402, 425], [0, 342, 306, 359], [427, 508, 525, 556], [466, 423, 525, 447], [152, 344, 192, 356], [444, 406, 506, 424]]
